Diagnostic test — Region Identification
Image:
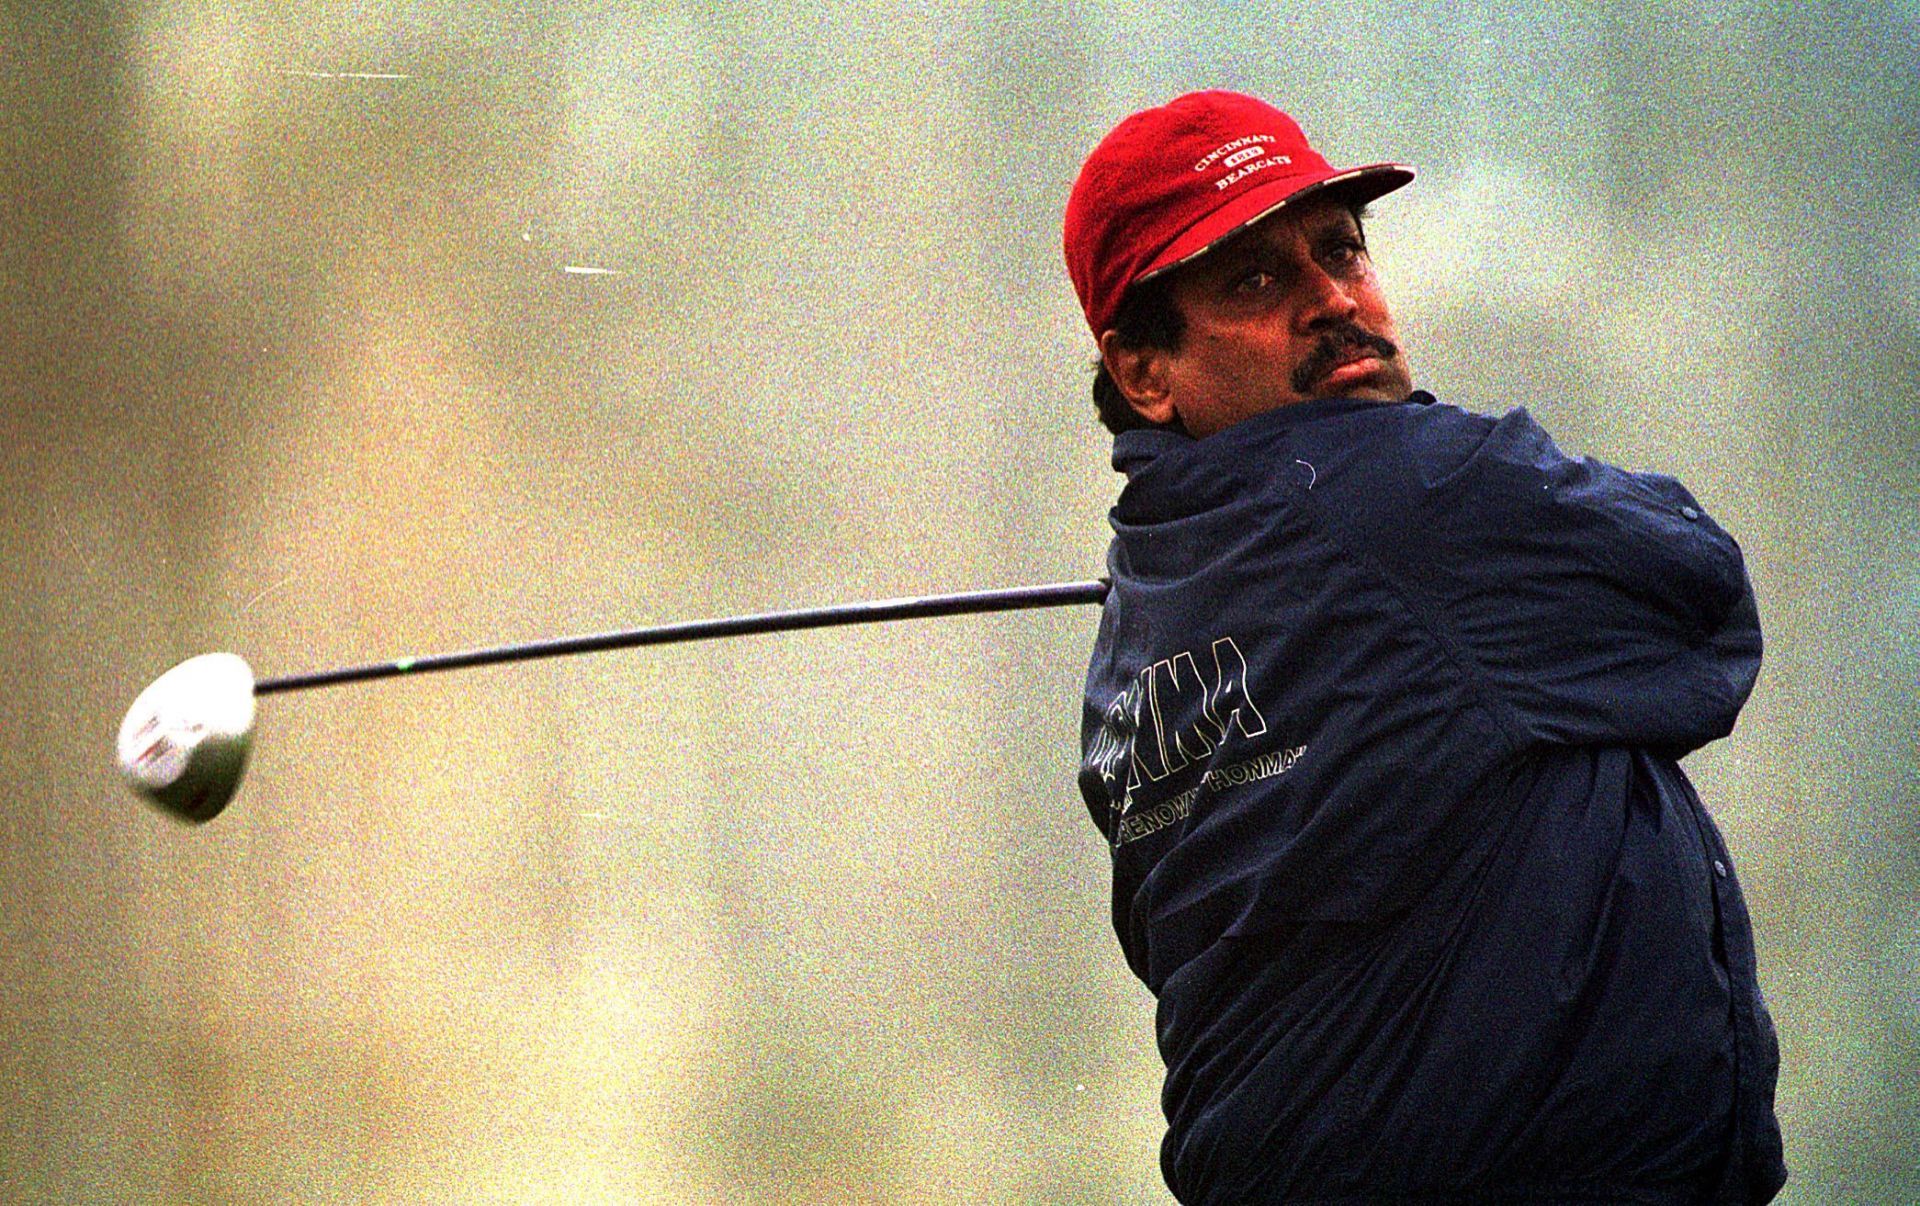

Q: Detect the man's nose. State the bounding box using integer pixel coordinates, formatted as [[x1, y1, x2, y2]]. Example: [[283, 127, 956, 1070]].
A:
[[1294, 265, 1361, 330]]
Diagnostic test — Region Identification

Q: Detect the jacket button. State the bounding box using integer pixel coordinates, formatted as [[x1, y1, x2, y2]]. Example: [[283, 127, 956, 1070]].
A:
[[1713, 859, 1728, 878], [1681, 506, 1701, 520]]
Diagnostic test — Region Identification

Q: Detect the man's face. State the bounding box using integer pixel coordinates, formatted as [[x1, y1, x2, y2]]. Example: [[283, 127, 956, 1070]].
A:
[[1104, 197, 1412, 438]]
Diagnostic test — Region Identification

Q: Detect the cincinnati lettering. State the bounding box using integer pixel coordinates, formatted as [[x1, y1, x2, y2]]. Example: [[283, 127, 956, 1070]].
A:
[[1193, 135, 1270, 172]]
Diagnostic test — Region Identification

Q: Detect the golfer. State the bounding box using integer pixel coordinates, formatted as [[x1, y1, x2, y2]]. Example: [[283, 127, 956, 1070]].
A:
[[1067, 91, 1786, 1204]]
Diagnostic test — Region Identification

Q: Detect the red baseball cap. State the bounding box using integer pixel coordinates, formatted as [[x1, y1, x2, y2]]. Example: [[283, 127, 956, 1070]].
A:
[[1064, 91, 1413, 337]]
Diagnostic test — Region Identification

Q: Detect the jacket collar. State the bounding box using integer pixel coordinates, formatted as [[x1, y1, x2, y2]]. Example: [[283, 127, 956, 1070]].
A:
[[1112, 392, 1434, 479]]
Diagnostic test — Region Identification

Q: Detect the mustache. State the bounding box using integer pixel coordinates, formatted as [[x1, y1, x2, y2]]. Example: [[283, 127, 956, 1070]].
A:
[[1290, 323, 1399, 394]]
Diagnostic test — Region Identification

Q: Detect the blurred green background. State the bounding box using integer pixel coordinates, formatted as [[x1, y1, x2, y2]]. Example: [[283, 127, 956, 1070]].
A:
[[3, 2, 1914, 1201]]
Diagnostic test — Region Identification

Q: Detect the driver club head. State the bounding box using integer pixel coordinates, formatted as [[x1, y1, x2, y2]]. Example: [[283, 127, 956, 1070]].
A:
[[117, 652, 257, 823]]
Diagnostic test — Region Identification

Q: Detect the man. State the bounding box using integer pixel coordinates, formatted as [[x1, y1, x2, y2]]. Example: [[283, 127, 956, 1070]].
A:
[[1065, 91, 1786, 1204]]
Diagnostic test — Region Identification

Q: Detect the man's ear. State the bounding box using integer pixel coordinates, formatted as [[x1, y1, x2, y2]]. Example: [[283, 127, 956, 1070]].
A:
[[1099, 331, 1178, 427]]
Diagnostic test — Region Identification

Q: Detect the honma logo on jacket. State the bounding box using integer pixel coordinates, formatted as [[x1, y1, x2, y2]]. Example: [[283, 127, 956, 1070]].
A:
[[1086, 636, 1306, 843]]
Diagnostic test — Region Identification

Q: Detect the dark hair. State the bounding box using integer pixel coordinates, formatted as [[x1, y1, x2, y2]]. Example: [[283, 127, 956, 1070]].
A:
[[1088, 200, 1370, 436], [1091, 272, 1186, 435]]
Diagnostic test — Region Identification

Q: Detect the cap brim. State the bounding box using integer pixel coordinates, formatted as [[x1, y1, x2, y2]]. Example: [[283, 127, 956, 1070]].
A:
[[1137, 162, 1414, 285]]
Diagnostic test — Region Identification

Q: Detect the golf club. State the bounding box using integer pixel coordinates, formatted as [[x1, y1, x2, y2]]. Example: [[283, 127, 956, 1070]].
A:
[[118, 578, 1111, 824]]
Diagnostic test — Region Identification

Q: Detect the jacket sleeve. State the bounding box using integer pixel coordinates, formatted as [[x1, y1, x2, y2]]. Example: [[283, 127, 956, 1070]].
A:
[[1378, 406, 1761, 755]]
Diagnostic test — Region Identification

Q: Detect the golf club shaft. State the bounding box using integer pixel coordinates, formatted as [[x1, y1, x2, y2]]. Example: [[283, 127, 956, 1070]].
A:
[[255, 579, 1111, 696]]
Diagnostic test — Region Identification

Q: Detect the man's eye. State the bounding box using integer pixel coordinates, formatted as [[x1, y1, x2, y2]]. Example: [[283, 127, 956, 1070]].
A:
[[1234, 271, 1275, 295]]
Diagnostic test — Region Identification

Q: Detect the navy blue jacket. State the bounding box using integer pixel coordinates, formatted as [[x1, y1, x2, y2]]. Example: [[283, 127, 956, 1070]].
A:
[[1079, 394, 1785, 1204]]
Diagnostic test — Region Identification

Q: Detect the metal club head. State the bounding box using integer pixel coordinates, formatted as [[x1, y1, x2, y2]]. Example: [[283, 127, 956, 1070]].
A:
[[117, 652, 257, 823]]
